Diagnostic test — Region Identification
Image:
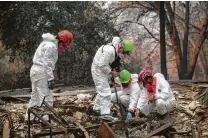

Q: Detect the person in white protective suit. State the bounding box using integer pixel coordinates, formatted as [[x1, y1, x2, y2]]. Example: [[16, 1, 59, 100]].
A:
[[135, 70, 176, 117], [111, 70, 141, 119], [25, 30, 74, 121], [91, 37, 134, 117]]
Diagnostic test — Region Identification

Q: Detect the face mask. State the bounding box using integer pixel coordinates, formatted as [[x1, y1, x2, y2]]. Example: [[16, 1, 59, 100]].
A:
[[58, 44, 65, 52], [122, 83, 129, 88], [118, 53, 124, 59], [143, 77, 153, 87]]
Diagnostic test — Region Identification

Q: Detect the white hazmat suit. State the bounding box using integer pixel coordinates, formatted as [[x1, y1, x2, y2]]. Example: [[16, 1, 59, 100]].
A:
[[25, 33, 58, 120], [137, 73, 176, 116], [111, 74, 141, 110], [91, 37, 122, 115]]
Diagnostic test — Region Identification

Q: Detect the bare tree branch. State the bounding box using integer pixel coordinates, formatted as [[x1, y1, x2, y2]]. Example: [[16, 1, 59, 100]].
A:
[[141, 43, 159, 61], [175, 14, 201, 31], [115, 20, 172, 47]]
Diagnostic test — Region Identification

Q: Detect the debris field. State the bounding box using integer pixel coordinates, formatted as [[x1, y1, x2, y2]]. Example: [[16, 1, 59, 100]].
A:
[[0, 82, 207, 138]]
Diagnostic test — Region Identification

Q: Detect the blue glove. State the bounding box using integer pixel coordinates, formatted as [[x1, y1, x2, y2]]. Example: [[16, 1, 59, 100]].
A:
[[127, 112, 133, 119]]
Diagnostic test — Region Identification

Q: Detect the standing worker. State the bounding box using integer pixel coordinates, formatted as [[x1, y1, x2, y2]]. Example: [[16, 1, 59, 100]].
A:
[[111, 70, 141, 119], [135, 70, 176, 117], [25, 30, 74, 120], [91, 37, 134, 118]]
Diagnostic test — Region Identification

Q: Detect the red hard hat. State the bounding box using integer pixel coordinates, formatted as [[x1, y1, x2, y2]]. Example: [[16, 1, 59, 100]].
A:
[[138, 70, 153, 82], [142, 70, 153, 80], [58, 30, 74, 48]]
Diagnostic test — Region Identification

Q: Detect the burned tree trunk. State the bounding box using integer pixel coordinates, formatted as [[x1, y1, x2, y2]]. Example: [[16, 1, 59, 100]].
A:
[[182, 1, 189, 78], [186, 16, 208, 79], [159, 1, 168, 79], [164, 2, 183, 79]]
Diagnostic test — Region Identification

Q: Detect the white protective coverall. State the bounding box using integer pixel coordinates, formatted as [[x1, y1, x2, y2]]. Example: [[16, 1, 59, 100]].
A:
[[25, 33, 58, 120], [91, 37, 122, 115], [136, 73, 176, 116], [111, 74, 141, 110]]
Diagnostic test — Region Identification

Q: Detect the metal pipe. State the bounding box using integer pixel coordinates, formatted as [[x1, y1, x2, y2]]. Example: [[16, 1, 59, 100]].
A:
[[114, 86, 119, 104]]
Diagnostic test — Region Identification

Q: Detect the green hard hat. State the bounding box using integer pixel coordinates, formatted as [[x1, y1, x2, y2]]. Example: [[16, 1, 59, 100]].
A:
[[123, 40, 134, 53], [119, 70, 131, 83]]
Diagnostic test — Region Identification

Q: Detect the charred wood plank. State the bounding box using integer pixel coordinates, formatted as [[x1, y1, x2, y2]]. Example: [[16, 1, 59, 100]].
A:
[[125, 117, 147, 125], [32, 131, 65, 138], [67, 116, 90, 138], [29, 109, 54, 128], [142, 122, 173, 138], [2, 121, 10, 138], [98, 122, 118, 138], [169, 130, 191, 135], [191, 125, 196, 138], [196, 125, 202, 138], [42, 101, 70, 126]]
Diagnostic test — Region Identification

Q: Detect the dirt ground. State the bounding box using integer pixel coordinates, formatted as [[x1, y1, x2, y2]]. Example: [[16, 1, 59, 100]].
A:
[[0, 83, 207, 138]]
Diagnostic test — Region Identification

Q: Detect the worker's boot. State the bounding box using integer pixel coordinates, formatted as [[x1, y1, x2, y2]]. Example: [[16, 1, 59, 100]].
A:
[[92, 110, 101, 116]]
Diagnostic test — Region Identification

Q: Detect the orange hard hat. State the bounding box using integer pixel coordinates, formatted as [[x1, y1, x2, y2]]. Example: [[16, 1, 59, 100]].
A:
[[58, 30, 74, 48]]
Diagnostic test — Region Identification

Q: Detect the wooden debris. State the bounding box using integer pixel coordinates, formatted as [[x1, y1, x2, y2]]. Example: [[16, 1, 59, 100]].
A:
[[191, 125, 196, 138], [169, 130, 191, 135], [98, 122, 118, 138], [196, 124, 202, 138], [28, 109, 54, 128], [142, 122, 173, 138], [0, 99, 5, 105], [67, 116, 90, 138], [1, 96, 28, 103], [73, 111, 83, 120], [125, 117, 147, 125], [0, 82, 207, 138], [146, 122, 151, 133], [42, 100, 69, 126], [2, 121, 10, 138]]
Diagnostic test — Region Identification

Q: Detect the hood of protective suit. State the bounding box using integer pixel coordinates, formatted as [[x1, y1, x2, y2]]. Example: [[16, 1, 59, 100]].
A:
[[131, 74, 138, 83], [154, 73, 165, 80], [42, 33, 57, 45], [111, 36, 122, 52]]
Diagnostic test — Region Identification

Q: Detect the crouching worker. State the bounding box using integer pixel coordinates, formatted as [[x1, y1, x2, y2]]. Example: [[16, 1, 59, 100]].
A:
[[111, 70, 141, 119], [135, 70, 176, 117]]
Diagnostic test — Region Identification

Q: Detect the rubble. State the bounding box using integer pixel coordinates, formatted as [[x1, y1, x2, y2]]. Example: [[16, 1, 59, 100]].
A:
[[0, 82, 207, 138]]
